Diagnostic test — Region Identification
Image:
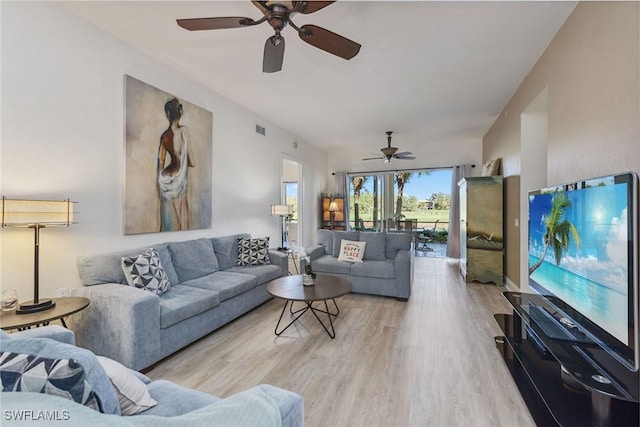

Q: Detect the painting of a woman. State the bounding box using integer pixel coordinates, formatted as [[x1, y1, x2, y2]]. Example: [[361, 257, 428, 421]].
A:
[[158, 98, 194, 231], [124, 75, 212, 235]]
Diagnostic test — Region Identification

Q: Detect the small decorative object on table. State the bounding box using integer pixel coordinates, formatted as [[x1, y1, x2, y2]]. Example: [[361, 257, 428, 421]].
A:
[[2, 289, 18, 311], [292, 245, 316, 286]]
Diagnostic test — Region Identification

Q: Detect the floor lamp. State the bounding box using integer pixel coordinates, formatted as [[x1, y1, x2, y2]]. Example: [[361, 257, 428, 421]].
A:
[[1, 197, 76, 314], [271, 204, 293, 251]]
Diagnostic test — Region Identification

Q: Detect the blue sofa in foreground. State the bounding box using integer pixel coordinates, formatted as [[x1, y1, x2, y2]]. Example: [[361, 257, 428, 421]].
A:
[[72, 234, 288, 371], [304, 230, 413, 300], [0, 326, 303, 426]]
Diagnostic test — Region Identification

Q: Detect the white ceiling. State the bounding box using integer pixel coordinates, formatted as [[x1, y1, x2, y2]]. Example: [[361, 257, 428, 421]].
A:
[[61, 1, 576, 160]]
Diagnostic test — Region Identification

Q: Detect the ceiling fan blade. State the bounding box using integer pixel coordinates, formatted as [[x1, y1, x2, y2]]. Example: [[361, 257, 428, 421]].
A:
[[177, 17, 255, 31], [263, 34, 285, 73], [299, 1, 335, 14], [298, 24, 361, 60], [394, 151, 413, 157], [395, 156, 416, 160], [362, 156, 383, 161]]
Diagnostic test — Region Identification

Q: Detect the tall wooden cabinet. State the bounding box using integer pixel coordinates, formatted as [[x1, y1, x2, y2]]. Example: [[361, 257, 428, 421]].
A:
[[458, 176, 503, 284], [320, 194, 346, 230]]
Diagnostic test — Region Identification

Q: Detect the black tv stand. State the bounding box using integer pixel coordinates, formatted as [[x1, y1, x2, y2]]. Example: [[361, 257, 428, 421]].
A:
[[495, 291, 639, 427]]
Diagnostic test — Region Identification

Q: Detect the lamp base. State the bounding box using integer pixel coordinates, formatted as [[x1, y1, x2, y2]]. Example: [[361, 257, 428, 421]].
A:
[[16, 299, 56, 315]]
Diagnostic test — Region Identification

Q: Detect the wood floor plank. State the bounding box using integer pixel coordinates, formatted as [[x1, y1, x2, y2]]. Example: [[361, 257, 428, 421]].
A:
[[145, 256, 536, 426]]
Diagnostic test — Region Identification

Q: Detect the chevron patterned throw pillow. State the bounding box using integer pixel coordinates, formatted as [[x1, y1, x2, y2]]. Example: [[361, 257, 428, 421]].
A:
[[236, 237, 271, 266], [121, 248, 171, 296]]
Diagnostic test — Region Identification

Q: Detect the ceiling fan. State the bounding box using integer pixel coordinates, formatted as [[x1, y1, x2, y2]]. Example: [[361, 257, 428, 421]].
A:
[[362, 132, 416, 163], [176, 1, 361, 73]]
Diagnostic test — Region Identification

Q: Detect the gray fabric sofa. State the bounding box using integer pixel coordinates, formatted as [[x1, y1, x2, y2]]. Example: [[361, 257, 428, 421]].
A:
[[304, 230, 413, 299], [0, 326, 303, 426], [72, 234, 287, 371]]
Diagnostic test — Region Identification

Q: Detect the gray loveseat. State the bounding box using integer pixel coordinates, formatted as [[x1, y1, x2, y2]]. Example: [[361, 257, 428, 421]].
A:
[[1, 326, 303, 426], [72, 234, 287, 371], [304, 230, 412, 300]]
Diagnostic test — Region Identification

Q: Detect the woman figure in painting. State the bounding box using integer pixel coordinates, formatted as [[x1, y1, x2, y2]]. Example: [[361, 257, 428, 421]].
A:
[[158, 97, 194, 231]]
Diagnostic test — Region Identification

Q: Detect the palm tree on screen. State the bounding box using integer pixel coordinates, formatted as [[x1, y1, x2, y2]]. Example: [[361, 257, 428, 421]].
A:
[[529, 192, 581, 275]]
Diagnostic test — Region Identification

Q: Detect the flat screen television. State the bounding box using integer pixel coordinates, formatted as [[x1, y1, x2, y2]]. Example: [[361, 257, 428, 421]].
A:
[[528, 171, 639, 371]]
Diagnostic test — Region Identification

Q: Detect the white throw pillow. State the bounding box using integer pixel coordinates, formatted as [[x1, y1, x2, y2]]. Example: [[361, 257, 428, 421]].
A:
[[96, 356, 157, 415], [337, 240, 366, 263]]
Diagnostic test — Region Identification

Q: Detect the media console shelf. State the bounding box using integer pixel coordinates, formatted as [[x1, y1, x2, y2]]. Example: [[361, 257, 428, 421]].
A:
[[495, 291, 639, 427]]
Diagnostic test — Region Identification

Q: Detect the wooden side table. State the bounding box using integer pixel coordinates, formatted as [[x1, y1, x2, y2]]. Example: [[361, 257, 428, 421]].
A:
[[0, 296, 90, 331]]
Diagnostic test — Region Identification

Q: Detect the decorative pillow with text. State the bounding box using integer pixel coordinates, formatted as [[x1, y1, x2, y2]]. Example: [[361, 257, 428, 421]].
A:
[[337, 240, 366, 263]]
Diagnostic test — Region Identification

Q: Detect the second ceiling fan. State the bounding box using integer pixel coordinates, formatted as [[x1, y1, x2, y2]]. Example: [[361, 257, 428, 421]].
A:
[[177, 1, 361, 73], [363, 132, 416, 163]]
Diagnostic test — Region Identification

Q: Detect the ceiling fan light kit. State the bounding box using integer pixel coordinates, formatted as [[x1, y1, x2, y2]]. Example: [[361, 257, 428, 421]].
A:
[[177, 1, 361, 73], [362, 131, 416, 163]]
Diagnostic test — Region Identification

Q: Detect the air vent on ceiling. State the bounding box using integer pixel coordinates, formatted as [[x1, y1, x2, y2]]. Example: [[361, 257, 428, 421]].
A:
[[255, 124, 266, 136]]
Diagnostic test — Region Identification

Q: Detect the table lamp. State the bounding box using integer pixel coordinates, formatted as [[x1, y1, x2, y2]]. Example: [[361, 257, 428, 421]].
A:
[[271, 204, 293, 250], [328, 200, 339, 230], [1, 197, 76, 314]]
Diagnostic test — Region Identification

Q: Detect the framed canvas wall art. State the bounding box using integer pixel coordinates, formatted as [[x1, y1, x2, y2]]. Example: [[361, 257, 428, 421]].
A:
[[124, 75, 212, 234]]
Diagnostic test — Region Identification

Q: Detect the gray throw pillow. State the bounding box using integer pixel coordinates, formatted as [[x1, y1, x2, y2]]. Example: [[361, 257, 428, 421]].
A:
[[359, 232, 387, 261]]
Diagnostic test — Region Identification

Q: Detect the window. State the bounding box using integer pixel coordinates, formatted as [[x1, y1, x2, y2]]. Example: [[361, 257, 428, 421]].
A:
[[347, 169, 452, 233]]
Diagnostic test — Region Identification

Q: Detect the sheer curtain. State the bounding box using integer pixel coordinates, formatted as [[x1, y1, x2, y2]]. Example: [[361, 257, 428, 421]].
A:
[[447, 165, 472, 258], [333, 172, 348, 196]]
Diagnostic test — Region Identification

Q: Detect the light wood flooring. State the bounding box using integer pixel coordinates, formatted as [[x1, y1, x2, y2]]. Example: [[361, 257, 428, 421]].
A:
[[146, 257, 537, 427]]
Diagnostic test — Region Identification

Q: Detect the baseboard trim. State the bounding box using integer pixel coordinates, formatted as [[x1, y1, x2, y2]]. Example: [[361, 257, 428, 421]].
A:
[[504, 276, 519, 292]]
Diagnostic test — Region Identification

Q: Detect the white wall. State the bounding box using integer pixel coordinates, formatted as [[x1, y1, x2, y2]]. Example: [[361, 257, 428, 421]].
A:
[[0, 2, 327, 299]]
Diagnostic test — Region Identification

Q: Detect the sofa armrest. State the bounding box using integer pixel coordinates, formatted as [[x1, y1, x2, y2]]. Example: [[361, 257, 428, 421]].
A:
[[5, 325, 76, 345], [70, 284, 160, 371], [269, 250, 288, 277], [256, 384, 304, 427], [393, 249, 413, 299]]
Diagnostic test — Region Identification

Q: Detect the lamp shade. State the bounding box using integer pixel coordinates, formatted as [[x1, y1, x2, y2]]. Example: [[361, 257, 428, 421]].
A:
[[2, 198, 75, 227], [328, 201, 339, 212], [271, 204, 293, 216]]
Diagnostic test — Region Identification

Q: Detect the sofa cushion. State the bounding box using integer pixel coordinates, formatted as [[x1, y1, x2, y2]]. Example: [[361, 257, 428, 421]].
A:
[[337, 240, 366, 263], [385, 232, 412, 259], [143, 379, 221, 416], [96, 355, 157, 415], [121, 248, 171, 296], [226, 264, 283, 286], [168, 238, 219, 282], [211, 233, 251, 270], [0, 336, 120, 415], [78, 243, 178, 287], [359, 232, 387, 261], [350, 260, 396, 279], [237, 237, 271, 266], [158, 285, 221, 329], [332, 231, 359, 256], [312, 255, 352, 275], [316, 229, 334, 255], [0, 352, 102, 411], [181, 271, 257, 302]]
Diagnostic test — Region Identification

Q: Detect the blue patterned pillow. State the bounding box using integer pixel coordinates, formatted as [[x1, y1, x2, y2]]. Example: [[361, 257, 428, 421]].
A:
[[121, 248, 171, 296], [236, 237, 271, 266], [0, 352, 101, 411]]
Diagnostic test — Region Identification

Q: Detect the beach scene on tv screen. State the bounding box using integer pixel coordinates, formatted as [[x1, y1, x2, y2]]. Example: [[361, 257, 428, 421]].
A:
[[528, 180, 629, 345]]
